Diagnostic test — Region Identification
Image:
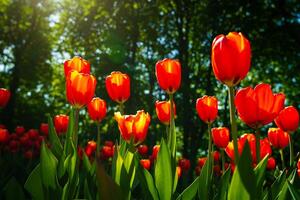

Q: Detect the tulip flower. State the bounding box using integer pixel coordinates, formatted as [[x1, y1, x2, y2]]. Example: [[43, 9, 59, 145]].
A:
[[28, 129, 39, 140], [138, 144, 148, 157], [213, 151, 220, 162], [0, 88, 11, 108], [176, 166, 182, 178], [196, 96, 218, 124], [66, 70, 97, 109], [151, 145, 160, 161], [155, 58, 181, 94], [225, 138, 245, 161], [267, 157, 276, 170], [105, 71, 130, 104], [178, 158, 191, 172], [268, 128, 289, 149], [40, 123, 49, 136], [15, 126, 25, 136], [85, 141, 97, 157], [211, 32, 251, 87], [54, 114, 69, 134], [104, 141, 114, 147], [114, 110, 150, 145], [235, 83, 285, 129], [211, 127, 230, 149], [87, 97, 107, 122], [297, 159, 300, 177], [197, 157, 207, 168], [275, 106, 299, 133], [100, 145, 114, 160], [140, 159, 151, 170], [0, 128, 9, 143], [155, 100, 176, 125], [64, 56, 90, 77]]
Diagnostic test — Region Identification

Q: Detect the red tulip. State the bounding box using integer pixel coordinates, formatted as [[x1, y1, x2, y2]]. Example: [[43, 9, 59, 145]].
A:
[[15, 126, 25, 136], [267, 157, 276, 170], [177, 166, 182, 178], [85, 141, 97, 157], [235, 83, 285, 129], [155, 100, 176, 125], [0, 128, 9, 143], [77, 146, 83, 160], [297, 159, 300, 177], [66, 70, 96, 108], [211, 32, 251, 86], [213, 151, 220, 162], [197, 157, 207, 168], [211, 127, 230, 149], [268, 128, 289, 149], [196, 96, 218, 124], [0, 88, 11, 108], [178, 158, 191, 172], [151, 145, 160, 160], [28, 129, 39, 140], [64, 56, 90, 77], [195, 166, 201, 176], [275, 106, 299, 133], [9, 140, 20, 153], [114, 110, 150, 145], [155, 58, 181, 94], [138, 144, 148, 156], [105, 71, 130, 103], [225, 139, 244, 161], [87, 97, 107, 122], [24, 150, 33, 159], [213, 165, 222, 176], [40, 123, 49, 136], [140, 159, 151, 170], [104, 141, 114, 147], [101, 145, 114, 159], [54, 114, 69, 134]]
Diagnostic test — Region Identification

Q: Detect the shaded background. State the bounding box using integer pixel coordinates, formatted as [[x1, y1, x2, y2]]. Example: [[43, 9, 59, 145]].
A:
[[0, 0, 299, 182]]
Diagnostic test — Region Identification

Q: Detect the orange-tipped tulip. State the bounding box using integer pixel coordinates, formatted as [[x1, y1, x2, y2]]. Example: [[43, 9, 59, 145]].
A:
[[211, 32, 251, 86], [64, 56, 90, 77], [196, 96, 218, 124], [155, 58, 181, 94], [0, 88, 11, 108], [66, 70, 97, 108], [87, 97, 107, 122], [275, 106, 299, 132], [54, 114, 69, 134], [211, 127, 230, 149], [114, 110, 150, 145], [140, 159, 151, 170], [105, 71, 130, 104], [235, 83, 285, 129], [268, 128, 289, 149], [155, 100, 176, 125]]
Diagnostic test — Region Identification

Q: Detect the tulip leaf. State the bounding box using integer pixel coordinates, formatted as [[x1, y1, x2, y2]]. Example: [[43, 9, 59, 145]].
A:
[[24, 164, 44, 200], [270, 171, 287, 199], [96, 158, 125, 200], [47, 114, 63, 159], [254, 154, 268, 197], [40, 141, 59, 190], [4, 177, 25, 200], [155, 138, 173, 200], [82, 152, 92, 173], [198, 153, 212, 200], [216, 168, 231, 200], [287, 181, 300, 200], [176, 176, 199, 200], [228, 141, 256, 200], [278, 170, 296, 200]]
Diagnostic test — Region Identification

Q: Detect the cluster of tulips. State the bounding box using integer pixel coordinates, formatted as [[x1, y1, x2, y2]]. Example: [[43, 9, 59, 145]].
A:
[[1, 31, 300, 199]]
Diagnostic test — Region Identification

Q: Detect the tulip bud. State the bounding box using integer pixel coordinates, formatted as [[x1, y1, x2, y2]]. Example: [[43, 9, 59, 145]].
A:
[[54, 114, 69, 134], [155, 100, 176, 125], [15, 126, 25, 136], [211, 127, 230, 149], [40, 123, 49, 136], [105, 71, 130, 103], [0, 88, 11, 108], [88, 97, 107, 122], [268, 128, 289, 149], [196, 96, 218, 124], [275, 106, 299, 133], [178, 158, 191, 172], [64, 56, 90, 77], [267, 157, 276, 170], [138, 144, 149, 157], [140, 159, 151, 170], [0, 128, 9, 143]]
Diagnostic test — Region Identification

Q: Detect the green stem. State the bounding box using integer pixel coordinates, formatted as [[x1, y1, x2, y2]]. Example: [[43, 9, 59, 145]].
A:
[[96, 122, 101, 154], [118, 103, 125, 143], [165, 125, 169, 142], [74, 108, 79, 147], [279, 149, 285, 169], [221, 149, 225, 173], [289, 135, 294, 167], [255, 129, 260, 163], [228, 86, 239, 163], [169, 93, 176, 157]]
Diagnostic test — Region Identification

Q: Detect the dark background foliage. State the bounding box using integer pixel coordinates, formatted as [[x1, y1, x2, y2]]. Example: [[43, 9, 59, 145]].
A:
[[0, 0, 299, 183]]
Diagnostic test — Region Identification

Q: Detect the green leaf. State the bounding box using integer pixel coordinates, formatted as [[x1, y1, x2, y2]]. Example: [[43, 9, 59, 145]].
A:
[[123, 150, 136, 189], [4, 177, 25, 200], [155, 138, 173, 200], [271, 170, 287, 199], [278, 170, 296, 200], [198, 154, 212, 200], [254, 154, 268, 198], [24, 164, 44, 200], [47, 114, 63, 159], [216, 168, 231, 200], [96, 159, 124, 200], [177, 176, 199, 200], [287, 181, 300, 200], [40, 141, 58, 190], [228, 142, 256, 200], [82, 152, 92, 173]]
